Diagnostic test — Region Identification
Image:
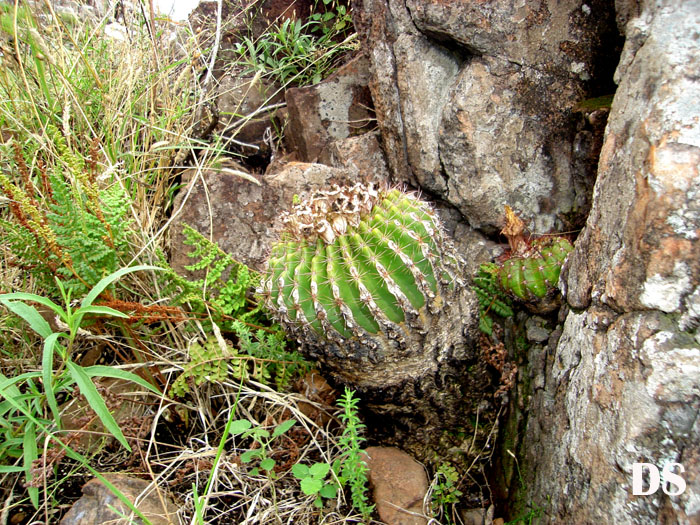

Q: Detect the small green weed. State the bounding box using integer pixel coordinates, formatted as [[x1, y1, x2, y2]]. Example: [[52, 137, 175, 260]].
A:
[[292, 461, 339, 508], [235, 7, 357, 87], [169, 322, 311, 397], [334, 388, 374, 521], [505, 504, 545, 525], [473, 262, 515, 335], [309, 0, 353, 41], [431, 463, 463, 524], [230, 418, 297, 476], [158, 224, 265, 328]]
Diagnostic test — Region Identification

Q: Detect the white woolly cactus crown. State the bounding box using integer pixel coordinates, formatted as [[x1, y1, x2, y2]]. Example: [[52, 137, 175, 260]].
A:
[[260, 182, 465, 352]]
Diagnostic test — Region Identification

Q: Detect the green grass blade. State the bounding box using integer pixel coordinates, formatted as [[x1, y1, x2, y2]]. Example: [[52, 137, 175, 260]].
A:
[[42, 332, 62, 426], [81, 265, 163, 309], [66, 361, 131, 451], [75, 305, 130, 318], [0, 293, 66, 323], [0, 300, 53, 338], [0, 371, 42, 391], [0, 465, 24, 473], [82, 365, 162, 396], [23, 421, 38, 507]]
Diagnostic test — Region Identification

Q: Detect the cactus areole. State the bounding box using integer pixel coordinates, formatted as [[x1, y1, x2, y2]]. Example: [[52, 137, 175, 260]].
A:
[[260, 183, 479, 392]]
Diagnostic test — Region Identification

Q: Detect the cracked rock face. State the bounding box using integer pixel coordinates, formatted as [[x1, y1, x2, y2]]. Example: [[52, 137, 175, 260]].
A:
[[520, 1, 700, 523], [353, 0, 618, 233]]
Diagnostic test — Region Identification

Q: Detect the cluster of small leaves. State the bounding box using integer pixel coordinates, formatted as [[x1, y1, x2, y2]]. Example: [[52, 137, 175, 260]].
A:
[[170, 337, 231, 398], [0, 132, 131, 298], [334, 388, 374, 521], [230, 418, 297, 476], [158, 224, 264, 328], [473, 263, 514, 335], [292, 461, 338, 508], [431, 463, 463, 524], [231, 320, 312, 390], [170, 326, 308, 397], [309, 0, 352, 40]]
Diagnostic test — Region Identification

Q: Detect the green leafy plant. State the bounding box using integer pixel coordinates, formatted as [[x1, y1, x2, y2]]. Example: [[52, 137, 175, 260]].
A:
[[169, 323, 310, 397], [159, 224, 264, 328], [235, 13, 356, 87], [164, 227, 311, 398], [474, 262, 514, 335], [333, 388, 374, 521], [230, 320, 311, 389], [0, 265, 162, 506], [169, 337, 233, 398], [292, 461, 339, 508], [431, 463, 463, 524], [309, 0, 353, 41], [230, 418, 297, 476], [0, 133, 132, 298]]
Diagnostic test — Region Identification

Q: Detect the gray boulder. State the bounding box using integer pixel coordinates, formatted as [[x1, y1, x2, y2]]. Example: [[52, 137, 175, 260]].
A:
[[520, 2, 700, 523], [353, 0, 617, 233]]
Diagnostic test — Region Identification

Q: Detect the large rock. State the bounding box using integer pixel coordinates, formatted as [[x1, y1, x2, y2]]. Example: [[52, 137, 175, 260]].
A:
[[353, 0, 619, 233], [393, 33, 459, 195], [285, 54, 375, 162], [405, 0, 617, 82], [60, 474, 179, 525], [320, 130, 391, 181], [517, 2, 700, 523], [439, 55, 581, 233], [214, 73, 285, 155], [363, 447, 429, 525]]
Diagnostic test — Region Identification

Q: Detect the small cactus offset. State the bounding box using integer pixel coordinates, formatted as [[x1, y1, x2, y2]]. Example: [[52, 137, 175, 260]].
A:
[[498, 237, 573, 301], [474, 207, 575, 331], [261, 183, 463, 348]]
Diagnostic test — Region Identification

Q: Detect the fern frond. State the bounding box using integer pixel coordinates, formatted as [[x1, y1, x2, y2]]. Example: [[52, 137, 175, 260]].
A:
[[170, 327, 311, 397], [159, 225, 267, 328], [474, 262, 514, 334]]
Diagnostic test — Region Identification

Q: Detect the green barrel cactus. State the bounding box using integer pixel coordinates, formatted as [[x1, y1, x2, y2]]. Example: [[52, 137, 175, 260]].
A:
[[498, 237, 573, 301], [259, 182, 475, 389], [261, 183, 462, 344]]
